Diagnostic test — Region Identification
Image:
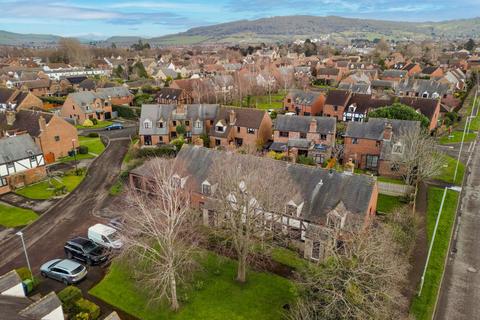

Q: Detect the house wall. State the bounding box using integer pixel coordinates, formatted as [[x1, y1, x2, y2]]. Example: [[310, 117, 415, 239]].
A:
[[323, 104, 346, 120], [8, 165, 47, 189], [343, 137, 382, 169], [41, 305, 64, 320], [36, 116, 79, 162], [1, 282, 25, 297], [110, 95, 133, 106]]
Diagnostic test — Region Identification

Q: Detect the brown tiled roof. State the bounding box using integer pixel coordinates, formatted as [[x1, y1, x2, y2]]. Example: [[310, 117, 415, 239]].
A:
[[0, 110, 53, 137], [421, 66, 439, 74], [398, 97, 439, 121], [403, 63, 419, 71], [24, 79, 50, 89], [209, 107, 266, 138], [325, 89, 351, 106], [0, 88, 16, 104], [318, 67, 340, 76]]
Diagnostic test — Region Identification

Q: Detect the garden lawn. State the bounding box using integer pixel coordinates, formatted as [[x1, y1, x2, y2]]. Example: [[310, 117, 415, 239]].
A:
[[271, 247, 308, 271], [242, 92, 287, 110], [410, 187, 459, 320], [59, 136, 105, 162], [439, 130, 476, 144], [435, 154, 465, 185], [90, 252, 297, 320], [377, 176, 405, 185], [0, 203, 38, 227], [377, 194, 404, 214], [76, 120, 113, 129], [15, 173, 85, 200]]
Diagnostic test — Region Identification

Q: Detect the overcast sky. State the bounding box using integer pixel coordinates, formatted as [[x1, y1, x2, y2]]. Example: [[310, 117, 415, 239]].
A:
[[0, 0, 479, 38]]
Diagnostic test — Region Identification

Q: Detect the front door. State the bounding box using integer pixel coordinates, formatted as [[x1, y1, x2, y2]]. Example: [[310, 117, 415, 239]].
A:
[[144, 135, 152, 145]]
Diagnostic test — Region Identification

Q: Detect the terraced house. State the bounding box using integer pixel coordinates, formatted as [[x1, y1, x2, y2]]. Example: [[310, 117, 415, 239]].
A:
[[271, 115, 336, 164], [139, 104, 219, 146], [129, 145, 378, 262]]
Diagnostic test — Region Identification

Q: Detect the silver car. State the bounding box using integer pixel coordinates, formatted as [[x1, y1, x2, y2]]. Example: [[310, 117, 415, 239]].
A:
[[40, 259, 87, 285]]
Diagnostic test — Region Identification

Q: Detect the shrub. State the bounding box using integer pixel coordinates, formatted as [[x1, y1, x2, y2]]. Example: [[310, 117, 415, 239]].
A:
[[15, 267, 41, 289], [78, 145, 89, 154], [171, 136, 185, 151], [58, 286, 82, 313], [113, 105, 139, 119], [74, 298, 101, 320], [176, 124, 186, 136], [88, 132, 99, 138], [200, 133, 210, 147], [82, 119, 93, 127], [73, 313, 90, 320], [137, 145, 176, 158], [297, 155, 316, 166], [91, 118, 98, 125]]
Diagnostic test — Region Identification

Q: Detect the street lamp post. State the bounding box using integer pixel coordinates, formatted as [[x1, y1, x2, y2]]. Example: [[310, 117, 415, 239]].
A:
[[72, 138, 78, 173], [16, 231, 33, 282]]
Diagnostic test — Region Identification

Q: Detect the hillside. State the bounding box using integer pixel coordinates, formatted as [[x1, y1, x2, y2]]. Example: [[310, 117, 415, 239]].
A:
[[149, 15, 480, 45], [0, 30, 60, 46]]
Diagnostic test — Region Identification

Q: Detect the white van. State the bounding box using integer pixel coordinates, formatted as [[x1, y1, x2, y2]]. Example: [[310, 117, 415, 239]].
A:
[[88, 224, 123, 249]]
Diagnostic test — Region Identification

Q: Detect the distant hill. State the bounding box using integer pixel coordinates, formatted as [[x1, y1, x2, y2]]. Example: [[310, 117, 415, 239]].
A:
[[0, 30, 60, 46], [2, 15, 480, 47], [147, 15, 480, 45]]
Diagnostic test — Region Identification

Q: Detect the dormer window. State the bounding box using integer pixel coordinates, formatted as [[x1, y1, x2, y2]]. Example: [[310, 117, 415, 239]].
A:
[[195, 120, 202, 129], [143, 119, 152, 129], [247, 128, 255, 134], [392, 142, 404, 154], [327, 211, 346, 230], [156, 120, 164, 128], [201, 180, 211, 195], [422, 92, 429, 98]]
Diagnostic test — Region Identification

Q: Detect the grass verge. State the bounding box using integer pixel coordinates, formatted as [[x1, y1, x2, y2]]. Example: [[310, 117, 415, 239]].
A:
[[410, 187, 459, 320], [0, 203, 38, 227], [377, 194, 404, 214], [15, 173, 85, 200], [435, 154, 465, 185], [90, 251, 296, 320], [439, 131, 476, 144], [76, 120, 113, 129]]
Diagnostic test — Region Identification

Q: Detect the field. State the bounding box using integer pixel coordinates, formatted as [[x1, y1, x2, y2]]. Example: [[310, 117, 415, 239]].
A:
[[90, 252, 296, 320]]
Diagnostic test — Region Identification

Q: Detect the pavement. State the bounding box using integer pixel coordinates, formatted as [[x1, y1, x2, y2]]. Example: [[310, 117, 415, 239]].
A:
[[435, 137, 480, 320], [0, 128, 135, 319]]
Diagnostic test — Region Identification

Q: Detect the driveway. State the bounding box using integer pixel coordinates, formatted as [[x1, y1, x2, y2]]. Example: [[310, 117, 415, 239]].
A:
[[435, 137, 480, 320], [0, 135, 133, 318]]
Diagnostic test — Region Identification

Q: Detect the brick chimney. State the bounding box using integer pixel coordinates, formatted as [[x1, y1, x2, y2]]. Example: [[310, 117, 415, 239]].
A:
[[6, 110, 16, 126], [309, 118, 317, 133], [228, 110, 236, 125], [39, 115, 47, 132], [383, 122, 393, 141]]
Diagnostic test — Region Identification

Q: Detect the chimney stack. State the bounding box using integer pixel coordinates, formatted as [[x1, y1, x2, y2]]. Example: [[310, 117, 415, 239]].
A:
[[383, 122, 393, 141], [39, 115, 47, 132], [228, 110, 236, 125], [309, 117, 317, 133], [6, 110, 16, 126]]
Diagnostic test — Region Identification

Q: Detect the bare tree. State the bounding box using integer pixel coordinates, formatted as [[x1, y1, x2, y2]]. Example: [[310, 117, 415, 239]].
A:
[[289, 209, 414, 320], [58, 38, 92, 66], [393, 127, 445, 212], [209, 155, 296, 283], [121, 159, 199, 311]]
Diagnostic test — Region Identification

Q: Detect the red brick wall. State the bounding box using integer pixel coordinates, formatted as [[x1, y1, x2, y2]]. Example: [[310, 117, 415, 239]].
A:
[[343, 137, 381, 169], [37, 116, 79, 161]]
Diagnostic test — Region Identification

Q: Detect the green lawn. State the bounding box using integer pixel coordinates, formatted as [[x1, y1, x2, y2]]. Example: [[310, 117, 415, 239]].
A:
[[410, 187, 460, 320], [271, 247, 308, 271], [59, 136, 105, 162], [377, 194, 404, 214], [435, 154, 465, 185], [76, 120, 113, 129], [241, 92, 287, 110], [377, 176, 406, 185], [90, 252, 297, 320], [439, 130, 477, 144], [15, 173, 85, 200], [0, 203, 38, 227]]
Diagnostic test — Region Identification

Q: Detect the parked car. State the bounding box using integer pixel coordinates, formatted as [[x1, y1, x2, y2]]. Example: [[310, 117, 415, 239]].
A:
[[40, 259, 87, 285], [88, 223, 123, 249], [64, 237, 109, 265], [105, 123, 124, 130]]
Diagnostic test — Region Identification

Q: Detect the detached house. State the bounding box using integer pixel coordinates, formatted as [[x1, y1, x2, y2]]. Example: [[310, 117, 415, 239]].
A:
[[284, 89, 325, 116], [402, 63, 422, 76], [60, 91, 113, 124], [0, 110, 78, 163], [316, 67, 342, 85], [130, 145, 378, 262], [96, 86, 133, 106], [343, 118, 420, 173], [139, 104, 219, 146], [0, 135, 46, 194], [271, 115, 336, 164], [210, 107, 272, 149]]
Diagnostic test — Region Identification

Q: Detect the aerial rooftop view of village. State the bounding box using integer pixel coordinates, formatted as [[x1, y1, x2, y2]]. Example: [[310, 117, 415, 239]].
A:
[[0, 0, 479, 319]]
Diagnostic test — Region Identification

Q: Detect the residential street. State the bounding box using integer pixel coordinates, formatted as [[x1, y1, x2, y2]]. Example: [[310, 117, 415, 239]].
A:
[[0, 128, 134, 317], [435, 138, 480, 320]]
